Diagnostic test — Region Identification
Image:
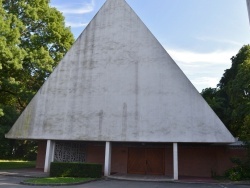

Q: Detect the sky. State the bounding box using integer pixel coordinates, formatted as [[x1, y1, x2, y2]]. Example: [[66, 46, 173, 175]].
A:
[[50, 0, 250, 92]]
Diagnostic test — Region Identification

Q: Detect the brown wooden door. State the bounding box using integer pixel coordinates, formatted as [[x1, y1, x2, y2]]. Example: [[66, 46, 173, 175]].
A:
[[127, 148, 146, 174], [127, 148, 165, 175], [146, 148, 165, 175]]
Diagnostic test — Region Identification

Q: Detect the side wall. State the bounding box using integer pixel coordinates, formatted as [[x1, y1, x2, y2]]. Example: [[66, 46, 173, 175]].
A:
[[36, 140, 47, 168], [165, 145, 173, 176], [85, 143, 105, 172], [216, 146, 246, 176], [36, 141, 246, 177], [178, 145, 246, 177], [111, 146, 128, 174]]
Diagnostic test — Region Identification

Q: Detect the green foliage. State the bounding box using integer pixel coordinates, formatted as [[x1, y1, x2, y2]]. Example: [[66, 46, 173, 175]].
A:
[[50, 162, 102, 178], [201, 45, 250, 139], [218, 45, 250, 137], [225, 157, 250, 181], [0, 0, 74, 159], [201, 87, 225, 120], [0, 109, 4, 117], [241, 116, 250, 141], [225, 167, 242, 181], [23, 177, 94, 185], [0, 160, 35, 169]]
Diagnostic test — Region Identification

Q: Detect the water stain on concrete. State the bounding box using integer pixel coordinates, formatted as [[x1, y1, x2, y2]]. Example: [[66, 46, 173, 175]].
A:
[[98, 110, 104, 139], [122, 103, 127, 140]]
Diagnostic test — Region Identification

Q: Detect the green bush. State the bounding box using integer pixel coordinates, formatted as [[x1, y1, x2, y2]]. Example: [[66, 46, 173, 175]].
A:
[[50, 162, 102, 178], [225, 157, 250, 181], [225, 167, 242, 181]]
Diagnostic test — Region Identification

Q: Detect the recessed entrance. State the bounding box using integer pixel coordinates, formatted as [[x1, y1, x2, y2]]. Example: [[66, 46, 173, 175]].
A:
[[127, 147, 165, 175]]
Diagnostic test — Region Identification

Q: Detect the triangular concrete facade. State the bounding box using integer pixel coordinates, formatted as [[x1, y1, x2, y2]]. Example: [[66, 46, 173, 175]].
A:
[[6, 0, 234, 143]]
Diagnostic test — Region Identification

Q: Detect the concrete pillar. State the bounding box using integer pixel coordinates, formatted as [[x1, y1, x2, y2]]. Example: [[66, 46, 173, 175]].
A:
[[247, 0, 250, 25], [44, 140, 55, 173], [173, 142, 178, 180], [104, 141, 112, 176]]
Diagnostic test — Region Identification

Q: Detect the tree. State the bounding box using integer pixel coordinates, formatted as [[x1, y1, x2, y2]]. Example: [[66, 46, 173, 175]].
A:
[[201, 87, 225, 119], [202, 45, 250, 138], [230, 49, 250, 139], [219, 45, 250, 137], [0, 0, 74, 159]]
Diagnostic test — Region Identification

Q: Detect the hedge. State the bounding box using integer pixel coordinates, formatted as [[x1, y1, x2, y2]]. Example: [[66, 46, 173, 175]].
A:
[[50, 162, 102, 178]]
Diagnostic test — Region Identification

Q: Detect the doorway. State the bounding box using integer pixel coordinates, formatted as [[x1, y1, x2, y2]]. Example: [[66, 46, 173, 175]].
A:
[[127, 147, 165, 175]]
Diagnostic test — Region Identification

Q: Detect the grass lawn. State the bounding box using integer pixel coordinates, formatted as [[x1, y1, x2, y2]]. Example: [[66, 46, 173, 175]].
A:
[[23, 177, 95, 185], [0, 160, 36, 170]]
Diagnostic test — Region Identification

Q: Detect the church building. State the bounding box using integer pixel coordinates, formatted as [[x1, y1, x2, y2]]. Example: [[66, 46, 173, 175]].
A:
[[6, 0, 242, 180]]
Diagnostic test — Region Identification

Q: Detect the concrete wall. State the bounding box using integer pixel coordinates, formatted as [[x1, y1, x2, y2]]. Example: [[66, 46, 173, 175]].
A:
[[6, 0, 234, 143], [247, 0, 250, 24]]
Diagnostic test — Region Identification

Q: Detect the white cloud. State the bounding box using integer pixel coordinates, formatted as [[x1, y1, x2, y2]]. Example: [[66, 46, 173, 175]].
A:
[[165, 47, 238, 91], [196, 36, 242, 46], [167, 48, 236, 65], [52, 0, 95, 14], [66, 21, 88, 28], [51, 1, 95, 28], [192, 77, 220, 90]]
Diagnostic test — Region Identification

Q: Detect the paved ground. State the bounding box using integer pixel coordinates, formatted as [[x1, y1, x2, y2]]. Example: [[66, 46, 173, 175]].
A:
[[1, 176, 250, 188], [0, 168, 48, 178]]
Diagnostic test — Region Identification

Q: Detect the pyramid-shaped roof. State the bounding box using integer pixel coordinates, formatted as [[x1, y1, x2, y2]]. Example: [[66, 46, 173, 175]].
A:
[[6, 0, 235, 143]]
